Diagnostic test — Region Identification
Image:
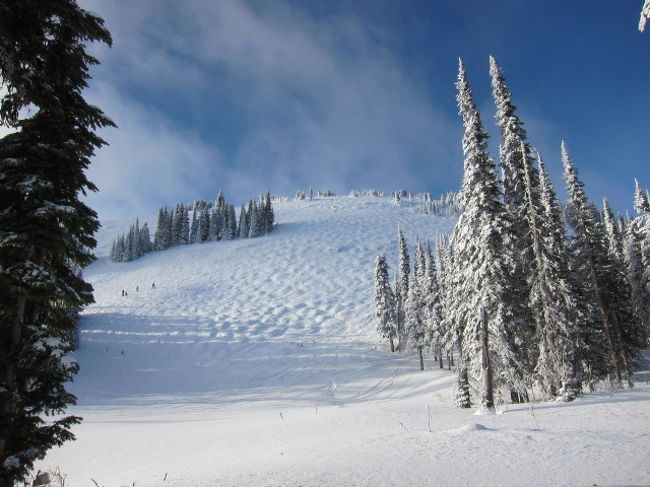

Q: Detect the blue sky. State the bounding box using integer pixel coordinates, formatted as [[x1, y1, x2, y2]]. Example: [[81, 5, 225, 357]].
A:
[[77, 0, 650, 220]]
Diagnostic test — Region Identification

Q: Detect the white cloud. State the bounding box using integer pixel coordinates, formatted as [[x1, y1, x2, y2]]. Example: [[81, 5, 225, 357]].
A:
[[84, 82, 226, 220], [79, 0, 462, 219]]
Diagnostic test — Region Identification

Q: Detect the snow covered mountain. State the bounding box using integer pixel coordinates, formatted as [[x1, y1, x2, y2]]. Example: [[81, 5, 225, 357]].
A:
[[36, 195, 650, 487]]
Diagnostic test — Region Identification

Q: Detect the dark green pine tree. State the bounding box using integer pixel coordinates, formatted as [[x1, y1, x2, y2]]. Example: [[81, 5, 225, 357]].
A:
[[237, 204, 247, 239], [189, 206, 198, 244], [178, 204, 190, 245], [161, 206, 173, 249], [0, 2, 113, 484], [140, 222, 152, 254], [263, 191, 274, 234], [153, 207, 166, 250], [247, 200, 257, 238]]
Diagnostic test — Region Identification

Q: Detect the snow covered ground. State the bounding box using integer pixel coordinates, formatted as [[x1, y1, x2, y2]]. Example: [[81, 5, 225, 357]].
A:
[[36, 196, 650, 486]]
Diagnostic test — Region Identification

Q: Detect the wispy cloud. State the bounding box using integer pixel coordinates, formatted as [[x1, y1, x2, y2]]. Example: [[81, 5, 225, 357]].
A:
[[79, 0, 461, 219], [85, 82, 226, 220]]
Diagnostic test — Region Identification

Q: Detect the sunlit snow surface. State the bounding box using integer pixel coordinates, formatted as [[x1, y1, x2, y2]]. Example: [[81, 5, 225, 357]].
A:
[[37, 196, 650, 486]]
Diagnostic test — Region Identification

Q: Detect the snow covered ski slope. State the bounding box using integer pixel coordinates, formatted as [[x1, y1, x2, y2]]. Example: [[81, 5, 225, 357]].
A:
[[36, 196, 650, 487]]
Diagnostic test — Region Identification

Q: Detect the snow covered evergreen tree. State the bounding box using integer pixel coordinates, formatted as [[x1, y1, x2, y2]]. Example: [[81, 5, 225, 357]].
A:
[[449, 59, 517, 412], [489, 56, 539, 399], [140, 223, 152, 254], [178, 204, 190, 245], [248, 200, 259, 238], [562, 142, 638, 388], [623, 225, 649, 345], [170, 204, 182, 247], [237, 204, 248, 239], [161, 207, 173, 249], [395, 226, 410, 351], [198, 205, 210, 243], [414, 237, 426, 289], [208, 207, 220, 241], [424, 240, 445, 369], [602, 198, 623, 262], [153, 208, 168, 251], [374, 253, 397, 352], [524, 151, 578, 400], [0, 2, 112, 483], [634, 179, 650, 213], [405, 274, 429, 370], [223, 204, 237, 240], [264, 191, 275, 234], [189, 206, 198, 244]]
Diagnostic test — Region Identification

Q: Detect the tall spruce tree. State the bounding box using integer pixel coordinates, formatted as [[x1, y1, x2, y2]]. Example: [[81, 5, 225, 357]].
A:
[[405, 274, 429, 370], [178, 204, 190, 245], [562, 141, 637, 388], [237, 204, 247, 239], [489, 56, 539, 400], [140, 222, 152, 254], [634, 179, 650, 213], [524, 150, 578, 400], [602, 198, 623, 262], [450, 60, 517, 412], [424, 242, 445, 369], [436, 234, 470, 406], [414, 237, 426, 289], [153, 208, 166, 251], [263, 191, 275, 234], [208, 207, 220, 241], [0, 2, 112, 483], [223, 204, 237, 240], [623, 225, 649, 345], [374, 253, 397, 352], [395, 226, 410, 351]]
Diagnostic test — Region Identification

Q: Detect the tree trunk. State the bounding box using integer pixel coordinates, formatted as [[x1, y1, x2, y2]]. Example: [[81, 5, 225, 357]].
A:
[[419, 346, 424, 371], [0, 294, 26, 462], [389, 338, 395, 353], [480, 307, 495, 410], [396, 301, 405, 352], [439, 350, 444, 369], [456, 341, 471, 408]]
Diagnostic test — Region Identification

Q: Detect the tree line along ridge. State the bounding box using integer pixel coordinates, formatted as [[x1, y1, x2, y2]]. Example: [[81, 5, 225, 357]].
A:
[[110, 191, 275, 263]]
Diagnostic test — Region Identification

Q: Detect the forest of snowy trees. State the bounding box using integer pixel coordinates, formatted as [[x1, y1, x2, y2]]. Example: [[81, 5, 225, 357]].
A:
[[110, 191, 275, 262], [375, 57, 649, 412]]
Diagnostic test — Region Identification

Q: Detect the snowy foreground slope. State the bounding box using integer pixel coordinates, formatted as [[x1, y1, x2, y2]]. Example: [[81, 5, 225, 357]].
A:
[[37, 196, 650, 487]]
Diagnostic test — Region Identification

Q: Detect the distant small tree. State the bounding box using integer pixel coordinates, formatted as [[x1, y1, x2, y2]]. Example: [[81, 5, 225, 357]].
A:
[[375, 254, 398, 352], [140, 222, 152, 254], [395, 226, 410, 351], [237, 204, 248, 239]]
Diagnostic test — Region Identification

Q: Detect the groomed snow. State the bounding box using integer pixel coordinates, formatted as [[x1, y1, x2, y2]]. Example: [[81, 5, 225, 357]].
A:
[[36, 196, 650, 486]]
